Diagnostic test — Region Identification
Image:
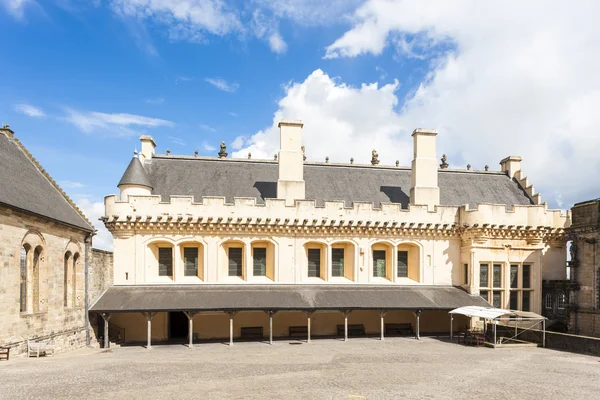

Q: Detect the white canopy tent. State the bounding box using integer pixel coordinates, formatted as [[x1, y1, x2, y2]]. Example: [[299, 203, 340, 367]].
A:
[[449, 306, 546, 347]]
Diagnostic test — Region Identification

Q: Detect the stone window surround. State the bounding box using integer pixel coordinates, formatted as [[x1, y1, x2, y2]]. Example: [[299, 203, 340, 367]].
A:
[[147, 240, 205, 282], [19, 230, 47, 316], [478, 261, 534, 311]]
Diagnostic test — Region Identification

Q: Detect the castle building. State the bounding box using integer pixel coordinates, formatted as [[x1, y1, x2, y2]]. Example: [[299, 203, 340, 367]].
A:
[[0, 125, 112, 355], [91, 122, 569, 346]]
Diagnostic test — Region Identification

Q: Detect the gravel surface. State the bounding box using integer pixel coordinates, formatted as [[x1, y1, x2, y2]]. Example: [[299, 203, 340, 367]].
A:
[[1, 337, 599, 399]]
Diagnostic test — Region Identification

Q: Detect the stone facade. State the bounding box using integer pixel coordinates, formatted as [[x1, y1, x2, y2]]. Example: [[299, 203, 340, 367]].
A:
[[568, 198, 600, 336]]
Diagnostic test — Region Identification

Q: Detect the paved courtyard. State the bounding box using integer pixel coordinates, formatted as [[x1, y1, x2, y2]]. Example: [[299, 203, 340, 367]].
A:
[[1, 337, 599, 399]]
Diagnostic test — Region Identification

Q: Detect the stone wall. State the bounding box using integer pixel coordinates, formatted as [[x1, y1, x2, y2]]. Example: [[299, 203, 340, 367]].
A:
[[517, 327, 600, 357], [0, 206, 113, 355]]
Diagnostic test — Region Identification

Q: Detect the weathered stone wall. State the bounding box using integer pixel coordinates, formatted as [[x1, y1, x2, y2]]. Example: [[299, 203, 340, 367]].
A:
[[517, 327, 600, 357], [0, 206, 113, 355]]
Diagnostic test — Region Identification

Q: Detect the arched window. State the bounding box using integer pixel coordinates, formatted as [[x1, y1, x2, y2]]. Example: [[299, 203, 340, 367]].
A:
[[544, 293, 552, 309], [557, 293, 566, 310], [64, 252, 72, 307], [32, 246, 42, 312], [20, 246, 28, 312], [72, 253, 80, 307]]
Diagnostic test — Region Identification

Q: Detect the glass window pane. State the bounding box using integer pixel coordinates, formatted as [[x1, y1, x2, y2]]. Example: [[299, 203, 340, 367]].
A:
[[228, 247, 243, 277], [308, 248, 321, 278], [158, 248, 173, 276], [493, 264, 502, 288], [510, 291, 519, 310], [545, 293, 552, 309], [492, 291, 502, 308], [480, 290, 489, 303], [184, 247, 199, 277], [397, 251, 408, 278], [479, 264, 489, 288], [332, 248, 344, 277], [510, 265, 518, 288], [522, 265, 531, 288], [522, 291, 531, 312], [373, 250, 386, 278], [253, 247, 267, 276], [464, 264, 469, 285], [20, 247, 27, 312]]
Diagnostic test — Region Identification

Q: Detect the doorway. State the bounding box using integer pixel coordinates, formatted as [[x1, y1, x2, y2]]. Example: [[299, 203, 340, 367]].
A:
[[169, 312, 188, 340]]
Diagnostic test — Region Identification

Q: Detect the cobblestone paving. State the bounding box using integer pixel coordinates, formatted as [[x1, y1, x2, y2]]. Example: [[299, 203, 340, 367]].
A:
[[1, 337, 599, 399]]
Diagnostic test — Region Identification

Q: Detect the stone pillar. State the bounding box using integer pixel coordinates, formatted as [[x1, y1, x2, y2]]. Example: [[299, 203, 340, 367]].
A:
[[184, 312, 197, 348], [267, 311, 276, 345], [414, 310, 422, 340], [307, 311, 315, 343], [343, 310, 351, 342], [379, 310, 387, 341], [101, 313, 111, 349], [227, 311, 238, 346], [144, 312, 156, 349]]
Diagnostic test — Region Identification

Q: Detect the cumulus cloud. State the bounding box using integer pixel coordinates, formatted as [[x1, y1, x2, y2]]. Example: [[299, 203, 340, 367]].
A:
[[60, 180, 85, 188], [64, 109, 174, 136], [1, 0, 37, 19], [76, 197, 112, 251], [205, 77, 239, 93], [14, 103, 45, 118]]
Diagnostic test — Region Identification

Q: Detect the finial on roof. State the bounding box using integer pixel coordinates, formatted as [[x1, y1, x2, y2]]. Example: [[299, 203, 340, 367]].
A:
[[485, 165, 489, 171], [301, 145, 306, 161], [194, 150, 198, 157], [467, 164, 471, 170], [440, 154, 449, 169], [350, 158, 354, 164], [248, 152, 251, 159], [274, 154, 278, 161], [133, 148, 139, 158], [166, 148, 171, 155], [371, 149, 379, 165], [2, 124, 9, 129], [395, 160, 399, 167], [325, 156, 329, 163], [218, 141, 228, 158]]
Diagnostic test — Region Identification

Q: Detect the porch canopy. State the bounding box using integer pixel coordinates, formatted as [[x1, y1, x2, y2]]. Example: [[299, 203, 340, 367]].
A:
[[448, 306, 545, 320], [91, 285, 490, 313]]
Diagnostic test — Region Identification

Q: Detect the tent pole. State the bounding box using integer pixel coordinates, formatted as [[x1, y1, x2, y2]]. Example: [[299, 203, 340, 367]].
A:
[[542, 319, 546, 348], [493, 321, 497, 347], [450, 314, 453, 341]]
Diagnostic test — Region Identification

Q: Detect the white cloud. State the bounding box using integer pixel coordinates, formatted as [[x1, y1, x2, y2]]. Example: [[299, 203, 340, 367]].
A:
[[168, 136, 186, 146], [267, 32, 287, 54], [60, 180, 85, 188], [205, 77, 239, 93], [231, 135, 245, 150], [309, 0, 600, 208], [64, 109, 174, 136], [202, 141, 216, 152], [14, 103, 45, 118], [1, 0, 37, 19], [76, 197, 112, 251], [200, 124, 216, 132], [146, 97, 165, 104], [228, 112, 238, 117], [175, 76, 193, 84]]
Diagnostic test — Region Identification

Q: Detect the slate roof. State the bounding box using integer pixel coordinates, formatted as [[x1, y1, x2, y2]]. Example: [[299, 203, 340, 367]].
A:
[[142, 156, 533, 208], [118, 157, 153, 188], [90, 285, 490, 312], [0, 130, 93, 231]]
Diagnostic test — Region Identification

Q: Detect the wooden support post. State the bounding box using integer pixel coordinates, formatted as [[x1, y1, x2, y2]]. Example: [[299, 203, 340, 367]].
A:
[[307, 310, 315, 343], [414, 310, 422, 340], [266, 311, 277, 345], [450, 314, 453, 341], [542, 319, 546, 348], [143, 312, 156, 349], [227, 311, 238, 346], [100, 313, 111, 349], [184, 312, 197, 348], [343, 310, 351, 342], [378, 310, 387, 341]]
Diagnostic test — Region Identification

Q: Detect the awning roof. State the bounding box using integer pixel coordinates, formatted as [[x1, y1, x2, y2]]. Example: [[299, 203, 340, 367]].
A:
[[449, 306, 545, 320], [90, 285, 490, 313]]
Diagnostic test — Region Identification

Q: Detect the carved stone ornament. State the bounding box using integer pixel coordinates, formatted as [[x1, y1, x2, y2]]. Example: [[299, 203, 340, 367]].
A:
[[248, 153, 251, 159], [570, 241, 578, 262], [218, 141, 228, 158], [350, 158, 354, 164], [485, 165, 489, 171], [467, 164, 471, 170], [440, 154, 449, 169], [371, 149, 379, 165]]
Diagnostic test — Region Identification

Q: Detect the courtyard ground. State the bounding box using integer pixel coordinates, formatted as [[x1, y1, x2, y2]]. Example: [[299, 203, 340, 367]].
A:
[[1, 337, 599, 399]]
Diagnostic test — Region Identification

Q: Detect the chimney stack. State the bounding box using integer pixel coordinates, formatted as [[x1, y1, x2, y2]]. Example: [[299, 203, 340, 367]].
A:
[[277, 120, 305, 206], [499, 156, 522, 178], [410, 128, 440, 210], [139, 135, 156, 162]]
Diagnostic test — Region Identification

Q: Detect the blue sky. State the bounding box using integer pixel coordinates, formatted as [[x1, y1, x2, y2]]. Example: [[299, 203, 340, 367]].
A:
[[3, 1, 600, 249]]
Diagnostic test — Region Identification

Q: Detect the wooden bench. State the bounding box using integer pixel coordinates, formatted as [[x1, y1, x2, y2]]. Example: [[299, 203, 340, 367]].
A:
[[240, 327, 263, 340], [0, 346, 9, 361], [384, 323, 414, 335], [463, 333, 485, 347], [27, 340, 55, 358], [289, 326, 308, 337], [336, 324, 366, 337]]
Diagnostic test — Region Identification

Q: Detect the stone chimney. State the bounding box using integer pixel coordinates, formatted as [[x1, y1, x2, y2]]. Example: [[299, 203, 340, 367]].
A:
[[139, 135, 156, 162], [277, 121, 305, 206], [410, 128, 440, 210], [499, 156, 522, 178], [0, 124, 14, 138]]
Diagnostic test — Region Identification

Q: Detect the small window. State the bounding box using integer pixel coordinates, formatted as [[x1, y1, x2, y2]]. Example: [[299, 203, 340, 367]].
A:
[[253, 247, 267, 277], [544, 293, 552, 309], [510, 291, 519, 310], [183, 247, 198, 277], [331, 248, 344, 277], [522, 291, 531, 312], [492, 291, 502, 308], [158, 248, 173, 276], [479, 264, 489, 287], [522, 265, 531, 288], [510, 264, 518, 288], [228, 247, 243, 277], [397, 251, 408, 278], [20, 246, 27, 313], [493, 264, 502, 288], [463, 264, 469, 285], [557, 293, 565, 310], [308, 248, 321, 278], [373, 250, 386, 278], [480, 290, 489, 302]]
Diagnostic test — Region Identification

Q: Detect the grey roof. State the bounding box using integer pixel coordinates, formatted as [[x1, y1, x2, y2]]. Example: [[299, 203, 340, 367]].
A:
[[118, 157, 153, 188], [143, 156, 533, 208], [0, 132, 93, 231], [90, 285, 490, 312]]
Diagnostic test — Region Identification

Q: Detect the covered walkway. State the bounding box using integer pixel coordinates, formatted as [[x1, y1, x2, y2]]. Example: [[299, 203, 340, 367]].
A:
[[91, 285, 490, 348]]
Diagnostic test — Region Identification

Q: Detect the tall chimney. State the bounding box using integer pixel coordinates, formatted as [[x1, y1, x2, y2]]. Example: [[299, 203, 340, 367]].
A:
[[499, 156, 522, 178], [140, 135, 156, 162], [277, 121, 305, 206], [410, 128, 440, 210]]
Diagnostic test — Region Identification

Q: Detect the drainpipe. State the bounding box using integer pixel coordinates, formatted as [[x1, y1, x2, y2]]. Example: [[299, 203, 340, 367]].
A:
[[84, 230, 96, 347]]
